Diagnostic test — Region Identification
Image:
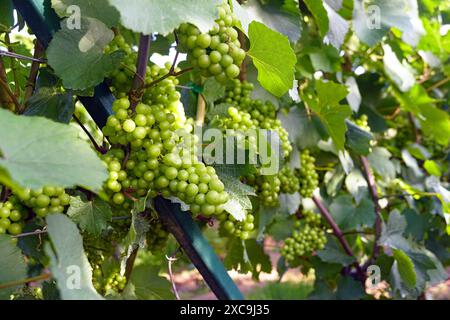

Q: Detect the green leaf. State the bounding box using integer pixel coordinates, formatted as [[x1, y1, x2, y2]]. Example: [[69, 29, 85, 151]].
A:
[[47, 17, 124, 90], [0, 235, 27, 299], [247, 21, 297, 97], [0, 0, 14, 32], [214, 164, 256, 221], [0, 109, 108, 191], [344, 169, 368, 204], [345, 120, 373, 155], [303, 80, 352, 150], [109, 0, 219, 35], [317, 236, 356, 266], [383, 44, 415, 92], [245, 239, 272, 279], [335, 276, 366, 300], [417, 103, 450, 147], [323, 1, 350, 49], [393, 249, 416, 289], [367, 147, 397, 180], [329, 195, 375, 231], [202, 78, 225, 107], [423, 160, 441, 177], [123, 197, 151, 260], [24, 87, 74, 123], [125, 263, 174, 300], [51, 0, 120, 27], [234, 0, 301, 42], [303, 0, 329, 37], [67, 195, 112, 237], [45, 214, 104, 300], [353, 0, 424, 46], [379, 210, 410, 251], [278, 193, 301, 215], [278, 107, 321, 149]]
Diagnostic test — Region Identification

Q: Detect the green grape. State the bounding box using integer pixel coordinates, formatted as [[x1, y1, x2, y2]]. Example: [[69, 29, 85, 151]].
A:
[[278, 166, 300, 194], [0, 194, 26, 235], [219, 212, 254, 240], [18, 186, 70, 218], [296, 149, 318, 198], [177, 1, 245, 82], [280, 210, 327, 263]]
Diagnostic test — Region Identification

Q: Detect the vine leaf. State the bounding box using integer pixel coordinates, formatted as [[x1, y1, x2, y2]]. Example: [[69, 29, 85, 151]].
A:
[[0, 235, 27, 299], [67, 195, 112, 237], [353, 0, 424, 46], [224, 239, 271, 279], [123, 263, 174, 300], [0, 109, 108, 191], [51, 0, 120, 27], [345, 120, 372, 156], [302, 80, 352, 151], [317, 236, 356, 266], [383, 44, 415, 92], [233, 0, 301, 42], [329, 195, 375, 231], [24, 87, 74, 123], [367, 147, 397, 180], [109, 0, 219, 35], [303, 0, 329, 37], [247, 21, 297, 97], [393, 249, 416, 289], [278, 192, 301, 215], [47, 17, 124, 90], [45, 214, 104, 300], [344, 169, 368, 204], [0, 0, 13, 32], [214, 164, 256, 221]]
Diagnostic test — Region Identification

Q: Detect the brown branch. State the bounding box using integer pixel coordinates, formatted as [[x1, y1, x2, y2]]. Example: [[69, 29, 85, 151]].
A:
[[73, 114, 107, 154], [23, 41, 45, 108], [426, 76, 450, 92], [129, 34, 151, 112], [144, 67, 193, 89], [0, 57, 19, 111], [0, 273, 51, 290], [360, 156, 383, 267], [407, 112, 421, 144], [312, 195, 366, 281], [13, 228, 48, 238], [196, 93, 206, 126], [124, 247, 139, 282], [0, 76, 21, 111]]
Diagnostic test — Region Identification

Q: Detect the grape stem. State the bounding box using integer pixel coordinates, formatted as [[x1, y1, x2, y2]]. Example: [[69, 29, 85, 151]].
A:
[[0, 272, 51, 290], [12, 228, 48, 238], [0, 186, 10, 202], [166, 246, 182, 300], [0, 58, 21, 112], [312, 195, 366, 281], [72, 114, 107, 154], [360, 156, 383, 269], [129, 34, 152, 112], [22, 40, 45, 111], [0, 49, 46, 63], [145, 66, 193, 89], [4, 34, 20, 98]]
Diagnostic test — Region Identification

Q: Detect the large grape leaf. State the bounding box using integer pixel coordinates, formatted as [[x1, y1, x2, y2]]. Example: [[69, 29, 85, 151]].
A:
[[247, 21, 297, 97], [383, 44, 415, 92], [45, 214, 104, 300], [367, 147, 397, 180], [323, 1, 349, 49], [67, 195, 112, 237], [0, 235, 27, 299], [0, 109, 108, 191], [233, 0, 301, 42], [329, 195, 375, 231], [51, 0, 120, 27], [47, 17, 124, 90], [353, 0, 424, 46], [24, 87, 74, 123], [124, 263, 174, 300], [392, 249, 416, 289], [345, 120, 373, 156], [302, 80, 352, 151], [317, 236, 356, 266], [109, 0, 219, 35]]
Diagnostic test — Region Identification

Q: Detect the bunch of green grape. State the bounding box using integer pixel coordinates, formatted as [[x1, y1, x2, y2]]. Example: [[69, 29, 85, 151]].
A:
[[246, 173, 281, 207], [354, 114, 371, 132], [278, 166, 300, 194], [19, 186, 70, 218], [220, 79, 254, 108], [281, 210, 327, 262], [296, 150, 318, 198], [177, 1, 245, 82], [91, 263, 126, 294], [0, 195, 26, 235], [105, 35, 136, 95], [219, 212, 254, 240], [103, 64, 231, 220]]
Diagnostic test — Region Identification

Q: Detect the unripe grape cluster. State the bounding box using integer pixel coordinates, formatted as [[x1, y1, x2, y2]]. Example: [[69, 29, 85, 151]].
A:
[[246, 174, 281, 207], [0, 195, 26, 235], [281, 210, 327, 262], [220, 79, 254, 108], [279, 166, 300, 194], [92, 262, 126, 294], [19, 186, 70, 218], [177, 1, 245, 82], [354, 114, 371, 132], [219, 212, 255, 240], [296, 150, 318, 198], [146, 219, 169, 252]]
